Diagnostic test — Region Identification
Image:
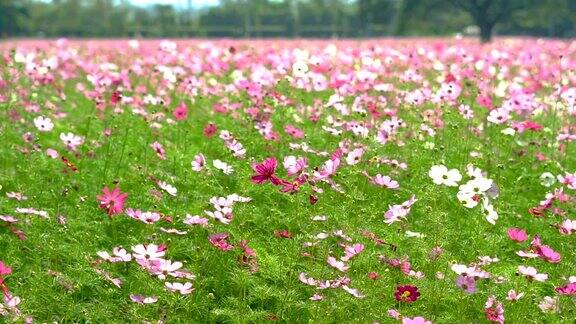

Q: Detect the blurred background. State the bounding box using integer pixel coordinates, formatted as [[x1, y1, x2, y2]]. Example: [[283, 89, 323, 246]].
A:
[[0, 0, 575, 42]]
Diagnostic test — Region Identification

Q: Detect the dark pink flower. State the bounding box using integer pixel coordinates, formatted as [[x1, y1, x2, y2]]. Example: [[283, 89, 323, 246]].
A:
[[279, 174, 308, 194], [484, 296, 504, 323], [251, 158, 280, 185], [204, 123, 217, 137], [394, 285, 420, 302], [0, 261, 11, 276], [555, 282, 576, 295], [208, 233, 234, 251], [97, 186, 128, 216]]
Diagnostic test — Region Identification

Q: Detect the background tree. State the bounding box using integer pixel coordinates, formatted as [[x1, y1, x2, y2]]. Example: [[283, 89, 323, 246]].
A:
[[450, 0, 535, 43]]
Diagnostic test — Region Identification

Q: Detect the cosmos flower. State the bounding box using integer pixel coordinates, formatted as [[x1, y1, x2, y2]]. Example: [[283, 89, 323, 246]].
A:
[[394, 285, 420, 303], [517, 265, 548, 282], [165, 282, 194, 295], [60, 132, 84, 150], [251, 158, 280, 184], [150, 141, 166, 160], [213, 159, 233, 174], [97, 186, 128, 216], [172, 102, 188, 121], [429, 165, 462, 186], [208, 233, 234, 251], [130, 295, 158, 304], [507, 228, 528, 242], [131, 244, 166, 260], [33, 116, 54, 132], [191, 153, 206, 172], [157, 181, 177, 197], [484, 295, 504, 323]]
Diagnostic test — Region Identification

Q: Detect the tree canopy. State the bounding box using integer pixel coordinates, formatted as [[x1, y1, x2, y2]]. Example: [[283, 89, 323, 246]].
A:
[[0, 0, 574, 41]]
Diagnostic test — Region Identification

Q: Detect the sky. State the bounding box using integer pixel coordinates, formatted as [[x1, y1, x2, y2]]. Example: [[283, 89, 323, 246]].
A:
[[129, 0, 220, 8]]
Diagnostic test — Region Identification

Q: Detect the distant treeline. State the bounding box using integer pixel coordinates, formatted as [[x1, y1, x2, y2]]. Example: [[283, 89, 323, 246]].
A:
[[1, 0, 575, 42]]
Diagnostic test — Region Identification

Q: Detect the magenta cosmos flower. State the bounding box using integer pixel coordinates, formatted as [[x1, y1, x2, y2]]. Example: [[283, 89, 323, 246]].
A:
[[172, 102, 188, 121], [97, 186, 128, 216], [394, 285, 420, 303], [507, 227, 528, 242], [251, 157, 281, 185]]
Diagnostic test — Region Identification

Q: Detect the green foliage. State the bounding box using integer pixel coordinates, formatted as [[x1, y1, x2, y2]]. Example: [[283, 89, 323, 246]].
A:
[[0, 0, 574, 39]]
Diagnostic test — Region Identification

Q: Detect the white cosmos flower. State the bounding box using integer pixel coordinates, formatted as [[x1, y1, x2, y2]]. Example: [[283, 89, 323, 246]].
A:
[[539, 172, 556, 187], [457, 190, 479, 208], [33, 116, 54, 132], [482, 197, 498, 225], [459, 178, 493, 195], [158, 181, 177, 196], [213, 159, 233, 175], [429, 165, 462, 186], [292, 61, 309, 78]]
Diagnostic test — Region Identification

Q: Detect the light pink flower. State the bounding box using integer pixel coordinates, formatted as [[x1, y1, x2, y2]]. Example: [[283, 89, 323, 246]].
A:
[[327, 256, 349, 272], [97, 186, 128, 216], [150, 141, 166, 160], [165, 282, 194, 295], [507, 228, 527, 242]]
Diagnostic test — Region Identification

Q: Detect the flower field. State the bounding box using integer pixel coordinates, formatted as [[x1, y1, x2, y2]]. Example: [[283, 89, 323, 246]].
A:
[[1, 38, 575, 323]]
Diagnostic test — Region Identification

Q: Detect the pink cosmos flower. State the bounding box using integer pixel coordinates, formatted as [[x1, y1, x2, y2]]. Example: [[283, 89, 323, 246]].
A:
[[484, 295, 505, 324], [126, 209, 161, 224], [130, 294, 158, 304], [191, 153, 205, 172], [531, 236, 561, 263], [345, 148, 364, 165], [538, 296, 559, 313], [327, 256, 349, 272], [557, 172, 576, 189], [517, 265, 548, 282], [0, 261, 12, 276], [403, 317, 432, 324], [208, 233, 234, 251], [46, 148, 59, 159], [150, 141, 166, 160], [251, 158, 280, 185], [369, 174, 399, 189], [506, 289, 524, 301], [183, 214, 209, 226], [278, 174, 308, 194], [97, 247, 132, 263], [555, 282, 576, 295], [284, 124, 305, 139], [165, 282, 194, 295], [384, 195, 418, 224], [97, 186, 128, 216], [283, 156, 307, 176], [341, 243, 364, 261], [204, 123, 217, 137], [456, 275, 476, 294], [309, 294, 323, 301], [172, 102, 188, 121], [313, 158, 340, 181], [507, 228, 528, 242], [60, 132, 84, 150], [298, 272, 317, 286]]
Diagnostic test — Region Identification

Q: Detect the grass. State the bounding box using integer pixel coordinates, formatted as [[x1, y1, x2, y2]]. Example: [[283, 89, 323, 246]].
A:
[[1, 39, 575, 323]]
